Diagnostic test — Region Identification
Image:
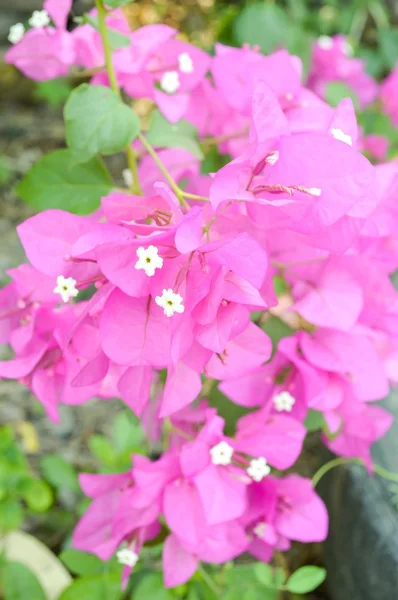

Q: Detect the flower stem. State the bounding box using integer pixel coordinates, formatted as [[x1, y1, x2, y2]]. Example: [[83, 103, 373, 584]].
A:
[[197, 564, 222, 596], [95, 0, 142, 195], [312, 456, 398, 488], [137, 133, 190, 208]]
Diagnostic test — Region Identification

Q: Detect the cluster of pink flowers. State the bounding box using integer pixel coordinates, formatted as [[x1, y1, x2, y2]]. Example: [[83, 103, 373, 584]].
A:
[[3, 0, 398, 588]]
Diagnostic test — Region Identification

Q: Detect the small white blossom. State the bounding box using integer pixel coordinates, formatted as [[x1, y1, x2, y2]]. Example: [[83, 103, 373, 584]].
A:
[[8, 23, 25, 44], [122, 168, 133, 188], [247, 457, 271, 482], [330, 128, 353, 146], [266, 150, 279, 166], [116, 548, 139, 568], [160, 71, 180, 94], [307, 187, 322, 197], [341, 39, 354, 57], [253, 522, 267, 538], [317, 35, 333, 50], [155, 288, 184, 317], [178, 52, 194, 73], [273, 391, 296, 412], [135, 245, 163, 277], [53, 275, 79, 303], [29, 10, 51, 28], [210, 441, 234, 466]]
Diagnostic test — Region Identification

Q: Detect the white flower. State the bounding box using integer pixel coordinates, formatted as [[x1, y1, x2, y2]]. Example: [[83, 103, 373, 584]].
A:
[[53, 275, 79, 303], [330, 128, 353, 146], [273, 390, 296, 412], [160, 71, 180, 94], [155, 288, 184, 317], [307, 187, 322, 197], [341, 39, 354, 57], [266, 150, 279, 166], [253, 522, 267, 538], [8, 23, 25, 44], [317, 35, 333, 50], [29, 10, 51, 28], [135, 245, 163, 277], [210, 441, 234, 466], [116, 548, 139, 568], [178, 52, 194, 73], [122, 168, 133, 188], [247, 457, 271, 482]]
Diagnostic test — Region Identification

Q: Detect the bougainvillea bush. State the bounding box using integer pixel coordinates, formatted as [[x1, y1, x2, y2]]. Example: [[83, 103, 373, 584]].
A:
[[2, 0, 398, 597]]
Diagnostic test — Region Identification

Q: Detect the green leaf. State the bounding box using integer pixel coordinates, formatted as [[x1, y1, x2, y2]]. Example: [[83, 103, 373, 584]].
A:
[[208, 387, 253, 436], [260, 315, 295, 349], [254, 563, 274, 587], [35, 79, 73, 108], [59, 573, 122, 600], [147, 111, 204, 160], [233, 3, 288, 54], [40, 455, 80, 492], [379, 28, 398, 70], [22, 479, 53, 512], [111, 411, 143, 453], [106, 0, 133, 7], [286, 566, 327, 594], [60, 549, 103, 576], [16, 149, 113, 215], [2, 561, 46, 600], [65, 84, 141, 163], [0, 425, 14, 452], [89, 434, 117, 465], [325, 81, 359, 109], [0, 156, 13, 185], [304, 409, 326, 432], [134, 573, 172, 600], [0, 499, 23, 532]]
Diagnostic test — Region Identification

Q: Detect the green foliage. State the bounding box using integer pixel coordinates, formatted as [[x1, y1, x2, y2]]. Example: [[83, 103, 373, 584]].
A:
[[0, 499, 24, 532], [64, 84, 141, 163], [89, 409, 146, 471], [134, 573, 172, 600], [233, 3, 288, 54], [147, 111, 204, 160], [304, 409, 326, 432], [16, 149, 113, 214], [106, 0, 133, 7], [35, 79, 73, 108], [40, 454, 80, 492], [0, 155, 13, 185], [1, 561, 46, 600], [60, 549, 104, 576], [77, 14, 130, 51], [59, 572, 122, 600], [21, 479, 53, 512], [285, 566, 327, 594], [325, 81, 359, 109], [379, 28, 398, 71]]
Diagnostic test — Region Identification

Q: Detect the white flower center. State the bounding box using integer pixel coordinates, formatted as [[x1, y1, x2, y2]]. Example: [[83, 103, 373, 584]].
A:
[[155, 288, 184, 317], [317, 35, 333, 50], [29, 10, 51, 28], [122, 168, 133, 188], [116, 548, 139, 568], [273, 390, 296, 412], [135, 245, 163, 277], [330, 128, 353, 146], [253, 521, 267, 538], [210, 441, 234, 466], [160, 71, 180, 94], [307, 187, 322, 197], [265, 150, 279, 166], [8, 23, 25, 44], [53, 275, 79, 303], [247, 457, 271, 482], [178, 52, 194, 74]]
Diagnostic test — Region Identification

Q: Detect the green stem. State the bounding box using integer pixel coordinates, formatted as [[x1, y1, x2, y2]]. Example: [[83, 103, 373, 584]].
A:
[[312, 457, 398, 488], [197, 564, 222, 596], [137, 133, 190, 208], [95, 0, 142, 195]]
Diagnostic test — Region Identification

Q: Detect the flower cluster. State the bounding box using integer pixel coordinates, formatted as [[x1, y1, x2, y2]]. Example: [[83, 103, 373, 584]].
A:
[[2, 0, 398, 589]]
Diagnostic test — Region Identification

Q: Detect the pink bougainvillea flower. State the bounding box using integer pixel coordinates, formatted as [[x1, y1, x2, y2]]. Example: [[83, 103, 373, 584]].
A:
[[44, 0, 72, 29]]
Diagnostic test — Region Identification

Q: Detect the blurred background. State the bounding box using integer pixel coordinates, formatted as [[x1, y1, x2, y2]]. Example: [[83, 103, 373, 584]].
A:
[[0, 2, 397, 599]]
